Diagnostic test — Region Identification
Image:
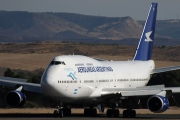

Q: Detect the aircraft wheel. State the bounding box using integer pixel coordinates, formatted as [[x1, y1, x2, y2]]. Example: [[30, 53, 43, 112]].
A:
[[123, 109, 136, 118], [123, 110, 129, 118], [130, 110, 136, 118], [67, 108, 71, 116], [53, 110, 58, 118], [84, 108, 89, 116], [92, 108, 97, 117], [84, 108, 97, 117], [114, 109, 119, 117], [63, 108, 71, 116], [58, 109, 63, 118], [107, 109, 113, 117]]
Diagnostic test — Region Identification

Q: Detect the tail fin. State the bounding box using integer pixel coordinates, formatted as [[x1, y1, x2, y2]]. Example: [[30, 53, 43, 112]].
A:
[[133, 3, 158, 61]]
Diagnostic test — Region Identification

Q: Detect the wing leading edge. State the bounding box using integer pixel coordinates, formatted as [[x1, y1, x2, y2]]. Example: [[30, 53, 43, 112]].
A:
[[0, 77, 42, 93]]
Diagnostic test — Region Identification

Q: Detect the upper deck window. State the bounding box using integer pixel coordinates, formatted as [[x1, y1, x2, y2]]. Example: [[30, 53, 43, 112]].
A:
[[50, 61, 66, 65]]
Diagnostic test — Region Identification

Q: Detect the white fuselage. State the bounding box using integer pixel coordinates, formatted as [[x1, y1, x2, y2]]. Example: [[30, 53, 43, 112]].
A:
[[40, 55, 155, 103]]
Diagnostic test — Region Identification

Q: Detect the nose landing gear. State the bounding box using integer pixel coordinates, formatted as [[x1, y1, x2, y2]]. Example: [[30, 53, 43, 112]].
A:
[[54, 109, 64, 118]]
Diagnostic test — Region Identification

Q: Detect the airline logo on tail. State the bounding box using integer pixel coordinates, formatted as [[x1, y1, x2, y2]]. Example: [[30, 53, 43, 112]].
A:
[[145, 31, 153, 42]]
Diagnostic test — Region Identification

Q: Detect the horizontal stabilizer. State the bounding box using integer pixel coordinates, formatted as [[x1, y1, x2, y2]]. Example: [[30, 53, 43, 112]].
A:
[[152, 66, 180, 74]]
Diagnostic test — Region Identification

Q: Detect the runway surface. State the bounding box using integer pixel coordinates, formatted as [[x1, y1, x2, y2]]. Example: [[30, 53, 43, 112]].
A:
[[0, 113, 180, 120], [0, 108, 180, 120]]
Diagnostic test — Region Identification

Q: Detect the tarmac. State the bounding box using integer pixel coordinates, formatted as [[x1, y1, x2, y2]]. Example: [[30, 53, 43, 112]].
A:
[[0, 113, 179, 120]]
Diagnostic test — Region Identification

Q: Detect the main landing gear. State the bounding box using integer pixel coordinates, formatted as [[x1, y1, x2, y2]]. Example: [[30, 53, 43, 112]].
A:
[[106, 109, 119, 117], [53, 108, 71, 118], [123, 109, 136, 118], [53, 107, 136, 118], [84, 108, 97, 117], [106, 109, 136, 118]]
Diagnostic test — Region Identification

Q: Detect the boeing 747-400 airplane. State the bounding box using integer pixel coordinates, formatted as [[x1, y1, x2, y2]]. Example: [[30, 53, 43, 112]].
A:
[[0, 3, 180, 118]]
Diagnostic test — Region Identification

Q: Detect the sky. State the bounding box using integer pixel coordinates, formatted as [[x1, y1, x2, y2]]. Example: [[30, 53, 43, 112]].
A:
[[0, 0, 180, 20]]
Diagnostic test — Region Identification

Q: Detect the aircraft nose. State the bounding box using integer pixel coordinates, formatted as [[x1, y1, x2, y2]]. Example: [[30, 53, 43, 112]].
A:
[[41, 75, 56, 96], [40, 66, 61, 96], [41, 74, 54, 86], [41, 67, 57, 86]]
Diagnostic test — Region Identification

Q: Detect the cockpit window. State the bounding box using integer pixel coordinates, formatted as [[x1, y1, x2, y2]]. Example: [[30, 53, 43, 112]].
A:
[[50, 61, 66, 65]]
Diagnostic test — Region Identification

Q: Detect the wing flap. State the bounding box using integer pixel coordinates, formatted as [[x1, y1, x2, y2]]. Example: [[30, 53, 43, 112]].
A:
[[121, 89, 161, 96], [102, 85, 180, 97], [102, 88, 161, 96]]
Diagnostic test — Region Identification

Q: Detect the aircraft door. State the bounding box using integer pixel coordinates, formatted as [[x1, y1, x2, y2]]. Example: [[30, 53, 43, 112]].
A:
[[128, 73, 132, 88]]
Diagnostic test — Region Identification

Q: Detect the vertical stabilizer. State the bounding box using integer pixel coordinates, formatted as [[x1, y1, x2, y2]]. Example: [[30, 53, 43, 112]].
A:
[[133, 3, 158, 61]]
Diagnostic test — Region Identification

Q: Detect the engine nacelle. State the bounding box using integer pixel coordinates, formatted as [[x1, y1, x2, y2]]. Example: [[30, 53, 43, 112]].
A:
[[5, 91, 26, 107], [147, 95, 169, 113]]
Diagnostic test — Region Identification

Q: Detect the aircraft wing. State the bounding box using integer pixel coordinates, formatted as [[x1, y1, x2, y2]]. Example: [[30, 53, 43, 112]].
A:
[[102, 85, 180, 97], [101, 66, 180, 98], [152, 66, 180, 74], [0, 77, 42, 93]]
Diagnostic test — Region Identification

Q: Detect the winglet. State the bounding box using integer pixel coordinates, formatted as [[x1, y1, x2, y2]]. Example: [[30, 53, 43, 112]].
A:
[[133, 3, 158, 61]]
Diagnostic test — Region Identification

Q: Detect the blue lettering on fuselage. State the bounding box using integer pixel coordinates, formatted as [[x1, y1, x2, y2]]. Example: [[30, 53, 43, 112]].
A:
[[78, 66, 113, 73]]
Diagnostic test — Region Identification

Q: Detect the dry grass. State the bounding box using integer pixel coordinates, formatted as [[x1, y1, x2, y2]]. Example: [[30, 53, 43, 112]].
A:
[[0, 53, 61, 70], [0, 42, 179, 71], [0, 53, 179, 71]]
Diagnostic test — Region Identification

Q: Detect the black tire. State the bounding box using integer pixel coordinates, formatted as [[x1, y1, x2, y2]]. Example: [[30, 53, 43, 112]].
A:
[[53, 110, 58, 118], [130, 110, 136, 118], [114, 109, 119, 117], [59, 109, 63, 118], [67, 108, 71, 116], [63, 108, 71, 116], [123, 110, 129, 118], [107, 109, 113, 117], [92, 108, 97, 117], [84, 108, 89, 116]]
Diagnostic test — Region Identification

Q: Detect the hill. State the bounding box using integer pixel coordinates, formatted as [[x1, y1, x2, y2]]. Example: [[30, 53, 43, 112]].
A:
[[0, 11, 180, 45], [0, 11, 142, 41]]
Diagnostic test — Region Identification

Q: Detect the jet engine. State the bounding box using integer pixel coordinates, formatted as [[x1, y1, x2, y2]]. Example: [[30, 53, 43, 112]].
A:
[[5, 91, 26, 107], [147, 95, 169, 113]]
